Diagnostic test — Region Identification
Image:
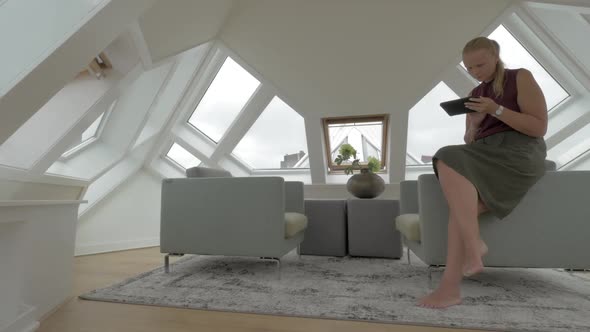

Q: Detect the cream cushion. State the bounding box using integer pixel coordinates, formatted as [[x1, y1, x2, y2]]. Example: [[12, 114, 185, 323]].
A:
[[395, 213, 421, 242], [285, 212, 308, 238]]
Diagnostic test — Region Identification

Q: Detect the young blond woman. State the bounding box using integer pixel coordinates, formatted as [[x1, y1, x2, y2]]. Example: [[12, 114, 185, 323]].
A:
[[418, 36, 548, 309]]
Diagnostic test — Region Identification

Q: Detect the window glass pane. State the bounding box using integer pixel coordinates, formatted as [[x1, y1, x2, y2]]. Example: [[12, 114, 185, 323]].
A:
[[81, 112, 104, 142], [62, 111, 107, 156], [166, 143, 201, 169], [188, 57, 260, 142], [406, 82, 464, 165], [462, 25, 569, 110], [490, 25, 568, 109], [328, 120, 383, 165], [232, 97, 308, 169]]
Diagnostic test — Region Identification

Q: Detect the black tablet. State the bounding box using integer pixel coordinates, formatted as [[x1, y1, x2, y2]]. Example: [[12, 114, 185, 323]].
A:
[[440, 97, 477, 116]]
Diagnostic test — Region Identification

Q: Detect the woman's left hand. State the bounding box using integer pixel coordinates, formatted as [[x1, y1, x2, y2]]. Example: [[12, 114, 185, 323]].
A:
[[464, 97, 498, 114]]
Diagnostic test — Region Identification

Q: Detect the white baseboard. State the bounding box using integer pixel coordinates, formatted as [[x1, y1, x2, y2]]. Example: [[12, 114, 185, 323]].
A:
[[0, 304, 39, 332], [75, 237, 159, 256]]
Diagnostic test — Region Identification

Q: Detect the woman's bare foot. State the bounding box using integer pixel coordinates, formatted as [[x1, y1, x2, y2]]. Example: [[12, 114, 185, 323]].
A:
[[417, 287, 462, 309], [463, 240, 488, 277]]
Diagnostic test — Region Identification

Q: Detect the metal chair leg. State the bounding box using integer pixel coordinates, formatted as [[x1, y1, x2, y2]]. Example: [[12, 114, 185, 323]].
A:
[[269, 257, 281, 280], [427, 265, 442, 289], [164, 254, 170, 273], [407, 247, 411, 265], [259, 257, 282, 280], [164, 253, 184, 273]]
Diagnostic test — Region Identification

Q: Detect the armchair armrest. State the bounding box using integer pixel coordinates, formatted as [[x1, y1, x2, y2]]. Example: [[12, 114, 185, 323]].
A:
[[284, 181, 304, 214]]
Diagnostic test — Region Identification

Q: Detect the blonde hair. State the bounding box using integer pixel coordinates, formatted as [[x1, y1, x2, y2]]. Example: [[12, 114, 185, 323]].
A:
[[463, 37, 505, 97]]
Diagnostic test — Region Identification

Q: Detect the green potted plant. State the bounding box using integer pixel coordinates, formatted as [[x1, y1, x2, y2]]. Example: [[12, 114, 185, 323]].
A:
[[334, 144, 384, 198]]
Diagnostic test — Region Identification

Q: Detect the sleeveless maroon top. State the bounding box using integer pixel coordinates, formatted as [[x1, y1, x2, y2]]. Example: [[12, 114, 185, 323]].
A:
[[471, 68, 521, 140]]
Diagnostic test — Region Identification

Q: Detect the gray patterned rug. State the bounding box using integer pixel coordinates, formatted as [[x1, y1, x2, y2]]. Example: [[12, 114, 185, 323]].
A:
[[80, 252, 590, 332]]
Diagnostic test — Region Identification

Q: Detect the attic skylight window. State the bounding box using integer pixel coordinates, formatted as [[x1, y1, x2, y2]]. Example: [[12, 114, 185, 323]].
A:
[[406, 82, 463, 166], [62, 111, 108, 157], [188, 57, 260, 143], [323, 115, 388, 172], [166, 143, 201, 169], [232, 97, 308, 170], [462, 25, 569, 110]]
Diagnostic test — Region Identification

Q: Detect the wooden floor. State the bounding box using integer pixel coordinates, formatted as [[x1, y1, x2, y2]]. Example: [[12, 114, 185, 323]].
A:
[[38, 247, 487, 332]]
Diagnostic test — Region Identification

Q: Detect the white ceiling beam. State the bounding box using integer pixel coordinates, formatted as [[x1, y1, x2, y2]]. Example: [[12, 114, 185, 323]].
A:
[[128, 21, 154, 69], [442, 66, 478, 98]]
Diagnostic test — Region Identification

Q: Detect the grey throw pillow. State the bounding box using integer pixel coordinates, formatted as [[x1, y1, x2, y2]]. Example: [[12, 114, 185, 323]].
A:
[[544, 160, 557, 171], [186, 166, 232, 178]]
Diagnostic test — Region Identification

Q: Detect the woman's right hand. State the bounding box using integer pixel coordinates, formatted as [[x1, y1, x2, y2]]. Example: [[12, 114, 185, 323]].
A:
[[464, 112, 487, 143], [467, 112, 487, 128]]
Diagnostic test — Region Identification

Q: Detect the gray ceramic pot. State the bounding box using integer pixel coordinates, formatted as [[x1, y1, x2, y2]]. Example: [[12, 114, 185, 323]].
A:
[[346, 168, 385, 199]]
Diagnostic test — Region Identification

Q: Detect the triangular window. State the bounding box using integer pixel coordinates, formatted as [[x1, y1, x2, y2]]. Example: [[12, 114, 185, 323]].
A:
[[62, 105, 111, 158], [232, 97, 308, 170], [188, 57, 260, 143], [406, 82, 463, 166]]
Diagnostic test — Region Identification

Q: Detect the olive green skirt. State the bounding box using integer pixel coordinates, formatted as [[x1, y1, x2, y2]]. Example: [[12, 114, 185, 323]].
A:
[[432, 130, 547, 219]]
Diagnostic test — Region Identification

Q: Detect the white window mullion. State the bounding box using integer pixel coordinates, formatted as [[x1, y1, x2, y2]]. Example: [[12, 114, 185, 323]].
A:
[[209, 85, 275, 164]]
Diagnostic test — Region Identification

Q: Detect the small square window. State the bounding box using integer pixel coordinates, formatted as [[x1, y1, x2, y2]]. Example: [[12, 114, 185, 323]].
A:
[[166, 143, 201, 170], [322, 115, 388, 172]]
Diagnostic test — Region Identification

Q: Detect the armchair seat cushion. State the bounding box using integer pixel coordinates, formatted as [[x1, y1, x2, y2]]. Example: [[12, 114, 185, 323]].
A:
[[285, 212, 308, 238], [395, 213, 421, 242]]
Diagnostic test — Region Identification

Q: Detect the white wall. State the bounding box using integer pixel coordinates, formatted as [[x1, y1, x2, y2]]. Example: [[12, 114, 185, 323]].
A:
[[0, 0, 158, 144], [21, 204, 79, 321], [139, 0, 234, 62], [0, 0, 108, 96], [220, 0, 512, 118], [75, 170, 162, 255], [218, 0, 513, 182]]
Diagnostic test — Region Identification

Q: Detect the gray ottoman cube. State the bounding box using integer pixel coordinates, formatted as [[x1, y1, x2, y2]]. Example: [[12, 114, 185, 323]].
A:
[[347, 199, 402, 258], [300, 199, 347, 257]]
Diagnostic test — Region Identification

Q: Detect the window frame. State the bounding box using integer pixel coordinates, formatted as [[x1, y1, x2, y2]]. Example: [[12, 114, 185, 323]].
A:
[[59, 101, 114, 161], [185, 52, 261, 144], [322, 114, 389, 173], [164, 141, 202, 171]]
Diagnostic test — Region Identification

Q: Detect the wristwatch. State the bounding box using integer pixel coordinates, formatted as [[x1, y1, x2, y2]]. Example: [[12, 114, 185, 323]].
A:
[[492, 105, 504, 118]]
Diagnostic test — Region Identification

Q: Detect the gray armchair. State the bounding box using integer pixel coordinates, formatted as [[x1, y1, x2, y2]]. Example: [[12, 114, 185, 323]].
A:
[[396, 167, 590, 272], [160, 167, 307, 273]]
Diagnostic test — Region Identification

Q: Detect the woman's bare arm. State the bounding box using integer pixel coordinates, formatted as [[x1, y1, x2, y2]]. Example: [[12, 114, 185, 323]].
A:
[[464, 69, 548, 138]]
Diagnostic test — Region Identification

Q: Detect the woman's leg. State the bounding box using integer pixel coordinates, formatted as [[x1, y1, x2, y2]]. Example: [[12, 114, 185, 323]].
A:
[[418, 160, 483, 308], [418, 215, 464, 308], [464, 200, 489, 276]]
